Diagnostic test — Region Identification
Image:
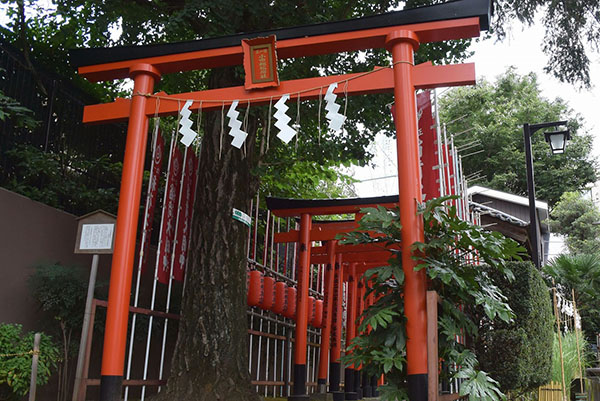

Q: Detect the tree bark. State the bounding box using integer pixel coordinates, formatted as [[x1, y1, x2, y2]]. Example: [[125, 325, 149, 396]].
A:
[[156, 67, 262, 401]]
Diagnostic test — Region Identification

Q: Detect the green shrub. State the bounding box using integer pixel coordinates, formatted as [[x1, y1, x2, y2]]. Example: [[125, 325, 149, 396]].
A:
[[341, 196, 525, 400], [0, 323, 59, 400], [29, 263, 99, 401], [476, 261, 554, 393]]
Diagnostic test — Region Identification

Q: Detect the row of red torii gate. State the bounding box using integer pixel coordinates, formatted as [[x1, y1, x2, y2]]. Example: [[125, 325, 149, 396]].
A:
[[74, 88, 475, 401], [69, 1, 492, 400]]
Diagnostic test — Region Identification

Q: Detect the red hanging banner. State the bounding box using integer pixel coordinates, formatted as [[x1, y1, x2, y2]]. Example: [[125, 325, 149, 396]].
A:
[[157, 145, 183, 284], [391, 92, 440, 201], [417, 91, 441, 201], [173, 148, 199, 281], [141, 131, 164, 274]]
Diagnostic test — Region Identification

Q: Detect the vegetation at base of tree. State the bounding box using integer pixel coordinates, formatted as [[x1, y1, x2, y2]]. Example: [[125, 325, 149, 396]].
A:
[[551, 331, 590, 398], [475, 261, 553, 396], [27, 263, 95, 401], [0, 323, 60, 401], [549, 191, 600, 255], [545, 254, 600, 339], [340, 196, 526, 400], [440, 69, 597, 207]]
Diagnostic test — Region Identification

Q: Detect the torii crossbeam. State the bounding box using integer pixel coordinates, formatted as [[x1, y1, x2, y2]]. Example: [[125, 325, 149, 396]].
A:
[[70, 1, 491, 400]]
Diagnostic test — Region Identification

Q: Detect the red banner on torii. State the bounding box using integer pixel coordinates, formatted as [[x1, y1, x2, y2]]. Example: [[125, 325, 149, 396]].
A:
[[173, 148, 199, 282], [417, 91, 441, 201], [157, 145, 183, 284]]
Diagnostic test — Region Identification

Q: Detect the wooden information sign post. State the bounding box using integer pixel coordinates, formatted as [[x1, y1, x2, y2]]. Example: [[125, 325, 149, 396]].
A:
[[72, 210, 116, 401]]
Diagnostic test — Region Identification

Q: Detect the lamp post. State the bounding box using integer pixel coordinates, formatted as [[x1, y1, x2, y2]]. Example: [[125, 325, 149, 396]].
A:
[[523, 121, 570, 268]]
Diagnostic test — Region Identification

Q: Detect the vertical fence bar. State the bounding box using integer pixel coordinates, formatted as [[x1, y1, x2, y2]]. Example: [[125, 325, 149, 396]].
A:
[[252, 194, 259, 261], [256, 309, 264, 392], [122, 121, 159, 401], [158, 145, 191, 391], [433, 89, 446, 197], [140, 133, 176, 401]]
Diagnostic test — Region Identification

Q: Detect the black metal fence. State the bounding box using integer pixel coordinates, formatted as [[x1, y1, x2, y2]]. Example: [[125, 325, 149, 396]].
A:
[[0, 40, 127, 215]]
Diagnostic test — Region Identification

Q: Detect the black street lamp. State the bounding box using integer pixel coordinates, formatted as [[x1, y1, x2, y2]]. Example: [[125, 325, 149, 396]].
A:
[[523, 121, 570, 268]]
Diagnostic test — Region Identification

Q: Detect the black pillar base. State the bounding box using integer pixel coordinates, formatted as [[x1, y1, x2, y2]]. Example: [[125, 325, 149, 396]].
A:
[[370, 375, 378, 397], [292, 364, 308, 397], [344, 367, 358, 400], [362, 372, 372, 397], [99, 375, 122, 401], [407, 373, 428, 401], [354, 370, 362, 398], [362, 382, 372, 398], [332, 392, 346, 401], [329, 362, 341, 392]]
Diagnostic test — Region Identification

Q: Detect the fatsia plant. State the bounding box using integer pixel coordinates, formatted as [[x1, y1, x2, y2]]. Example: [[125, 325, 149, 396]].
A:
[[340, 195, 526, 400]]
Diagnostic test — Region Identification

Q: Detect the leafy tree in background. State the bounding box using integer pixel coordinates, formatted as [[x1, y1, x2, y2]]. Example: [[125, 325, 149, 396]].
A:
[[440, 69, 597, 206], [491, 0, 600, 88], [545, 254, 600, 338], [4, 144, 122, 214], [549, 191, 600, 254]]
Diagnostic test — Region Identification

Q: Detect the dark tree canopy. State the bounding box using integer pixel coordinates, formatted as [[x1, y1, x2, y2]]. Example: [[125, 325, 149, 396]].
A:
[[4, 0, 599, 87], [491, 0, 600, 88], [549, 191, 600, 254], [440, 68, 597, 206]]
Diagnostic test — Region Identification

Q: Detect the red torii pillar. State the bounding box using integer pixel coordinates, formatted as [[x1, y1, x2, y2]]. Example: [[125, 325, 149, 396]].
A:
[[291, 213, 312, 400], [317, 241, 337, 393], [100, 64, 160, 399], [344, 263, 359, 400], [387, 30, 428, 400], [354, 273, 366, 397], [329, 254, 345, 400]]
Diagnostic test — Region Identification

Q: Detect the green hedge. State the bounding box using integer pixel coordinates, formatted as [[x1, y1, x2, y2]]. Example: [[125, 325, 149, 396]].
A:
[[476, 261, 554, 392]]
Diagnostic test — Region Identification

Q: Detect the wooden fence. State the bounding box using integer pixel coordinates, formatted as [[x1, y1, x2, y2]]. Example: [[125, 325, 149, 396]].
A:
[[539, 382, 564, 401]]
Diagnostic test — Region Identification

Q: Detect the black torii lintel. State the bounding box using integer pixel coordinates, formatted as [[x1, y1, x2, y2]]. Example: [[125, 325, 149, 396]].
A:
[[266, 195, 400, 217], [69, 0, 491, 68]]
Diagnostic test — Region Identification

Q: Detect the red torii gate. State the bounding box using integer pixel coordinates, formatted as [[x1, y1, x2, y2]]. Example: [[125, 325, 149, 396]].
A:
[[70, 1, 490, 399], [268, 196, 402, 400], [313, 243, 396, 400]]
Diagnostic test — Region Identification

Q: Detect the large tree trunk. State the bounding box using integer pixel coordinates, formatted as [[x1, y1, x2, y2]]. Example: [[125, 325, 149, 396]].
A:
[[157, 67, 262, 401]]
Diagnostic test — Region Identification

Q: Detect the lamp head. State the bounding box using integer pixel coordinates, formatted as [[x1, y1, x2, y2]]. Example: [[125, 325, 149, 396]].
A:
[[544, 130, 570, 154]]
